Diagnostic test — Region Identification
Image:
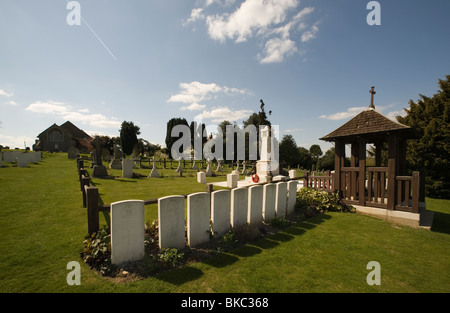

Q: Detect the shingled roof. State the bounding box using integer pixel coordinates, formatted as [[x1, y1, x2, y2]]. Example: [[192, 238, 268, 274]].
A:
[[320, 108, 411, 142]]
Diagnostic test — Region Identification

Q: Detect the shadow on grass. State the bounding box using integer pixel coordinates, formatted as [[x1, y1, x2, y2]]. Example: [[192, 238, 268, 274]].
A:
[[201, 253, 239, 268], [431, 211, 450, 235], [156, 266, 204, 285]]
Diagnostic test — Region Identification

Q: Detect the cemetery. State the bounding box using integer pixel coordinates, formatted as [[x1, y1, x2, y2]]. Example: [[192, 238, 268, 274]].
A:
[[0, 87, 449, 293]]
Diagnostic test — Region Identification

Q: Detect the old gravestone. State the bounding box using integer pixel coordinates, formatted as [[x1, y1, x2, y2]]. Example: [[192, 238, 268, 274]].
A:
[[149, 157, 160, 178], [122, 158, 134, 178], [92, 136, 108, 177], [109, 146, 122, 169], [110, 200, 145, 265]]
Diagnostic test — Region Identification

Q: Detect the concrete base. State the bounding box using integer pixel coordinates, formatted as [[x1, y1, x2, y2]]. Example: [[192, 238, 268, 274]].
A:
[[92, 165, 108, 177], [353, 202, 433, 229]]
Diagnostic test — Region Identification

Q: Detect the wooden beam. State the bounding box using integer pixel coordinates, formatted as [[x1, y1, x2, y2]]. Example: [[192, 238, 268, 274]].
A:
[[358, 140, 366, 206], [387, 135, 398, 210]]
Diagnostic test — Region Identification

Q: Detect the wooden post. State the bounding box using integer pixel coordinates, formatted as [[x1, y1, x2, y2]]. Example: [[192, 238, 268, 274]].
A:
[[351, 142, 359, 200], [412, 171, 420, 213], [77, 158, 84, 171], [86, 186, 100, 235], [206, 183, 213, 193], [334, 140, 345, 196], [81, 176, 90, 208], [78, 168, 86, 181], [387, 135, 398, 210], [358, 140, 366, 205]]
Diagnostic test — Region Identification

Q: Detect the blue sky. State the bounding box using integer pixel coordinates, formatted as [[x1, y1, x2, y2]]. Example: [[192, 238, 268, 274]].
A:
[[1, 0, 449, 153]]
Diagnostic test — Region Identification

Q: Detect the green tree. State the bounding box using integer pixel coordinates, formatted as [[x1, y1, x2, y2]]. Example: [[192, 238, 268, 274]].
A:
[[165, 118, 189, 159], [297, 147, 313, 170], [279, 134, 300, 168], [119, 121, 140, 156], [397, 75, 450, 198], [309, 144, 323, 169]]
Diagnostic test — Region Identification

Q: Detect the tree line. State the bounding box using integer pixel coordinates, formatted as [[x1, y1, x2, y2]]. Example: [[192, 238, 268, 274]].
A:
[[113, 75, 450, 199]]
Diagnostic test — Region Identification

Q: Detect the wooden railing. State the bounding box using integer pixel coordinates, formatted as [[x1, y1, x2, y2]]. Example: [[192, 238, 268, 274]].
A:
[[304, 171, 334, 192], [366, 167, 388, 209], [336, 166, 419, 213], [395, 172, 420, 213]]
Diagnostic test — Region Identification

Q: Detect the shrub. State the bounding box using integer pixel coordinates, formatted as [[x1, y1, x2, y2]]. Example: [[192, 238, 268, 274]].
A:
[[296, 187, 355, 214], [269, 216, 289, 228], [80, 226, 113, 275]]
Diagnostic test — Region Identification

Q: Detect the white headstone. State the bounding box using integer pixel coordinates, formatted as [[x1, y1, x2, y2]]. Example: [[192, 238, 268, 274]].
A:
[[262, 183, 276, 221], [122, 158, 134, 178], [275, 182, 287, 217], [231, 188, 248, 227], [289, 170, 297, 179], [158, 195, 185, 250], [287, 181, 298, 215], [16, 154, 28, 167], [248, 185, 263, 225], [197, 171, 206, 184], [227, 173, 238, 188], [149, 157, 160, 178], [110, 200, 145, 265], [4, 151, 20, 163], [187, 192, 211, 247], [211, 190, 231, 237]]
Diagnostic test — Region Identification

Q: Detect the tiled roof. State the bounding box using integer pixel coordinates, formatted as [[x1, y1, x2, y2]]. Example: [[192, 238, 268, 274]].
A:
[[60, 121, 92, 140], [320, 109, 411, 141]]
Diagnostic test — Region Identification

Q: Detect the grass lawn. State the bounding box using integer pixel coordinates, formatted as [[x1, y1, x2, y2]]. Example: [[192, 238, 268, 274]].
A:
[[0, 153, 449, 293]]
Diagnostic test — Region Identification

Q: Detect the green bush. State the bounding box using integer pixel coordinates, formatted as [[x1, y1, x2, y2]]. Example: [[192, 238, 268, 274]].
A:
[[296, 187, 355, 214], [80, 226, 113, 275], [269, 216, 289, 228]]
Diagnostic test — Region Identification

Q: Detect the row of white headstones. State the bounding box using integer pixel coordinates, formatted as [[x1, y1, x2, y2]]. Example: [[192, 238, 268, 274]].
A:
[[1, 151, 42, 167], [110, 180, 298, 265]]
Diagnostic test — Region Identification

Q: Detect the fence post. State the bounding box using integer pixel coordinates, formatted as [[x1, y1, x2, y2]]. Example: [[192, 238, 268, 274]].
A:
[[81, 176, 90, 208], [304, 171, 309, 188], [77, 158, 84, 171], [412, 171, 420, 213], [206, 183, 214, 193], [86, 186, 100, 235]]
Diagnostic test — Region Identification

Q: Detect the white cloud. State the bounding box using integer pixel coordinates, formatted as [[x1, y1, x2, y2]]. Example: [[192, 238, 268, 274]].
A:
[[195, 107, 252, 123], [301, 23, 319, 42], [0, 134, 34, 149], [4, 101, 17, 106], [26, 100, 70, 115], [25, 100, 121, 129], [180, 103, 207, 111], [259, 36, 297, 63], [186, 0, 318, 63], [168, 81, 250, 112], [0, 89, 14, 97], [385, 109, 407, 122], [319, 104, 408, 121], [319, 106, 367, 120], [206, 0, 298, 43]]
